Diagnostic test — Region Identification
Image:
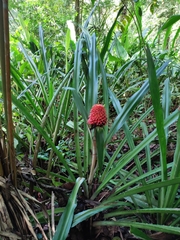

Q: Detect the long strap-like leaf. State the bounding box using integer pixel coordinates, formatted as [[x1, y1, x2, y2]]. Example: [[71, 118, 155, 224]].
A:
[[53, 177, 84, 240]]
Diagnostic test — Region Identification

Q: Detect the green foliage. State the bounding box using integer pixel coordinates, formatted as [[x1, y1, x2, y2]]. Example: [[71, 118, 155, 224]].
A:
[[53, 178, 84, 240], [5, 0, 180, 239], [155, 14, 180, 53], [10, 24, 76, 181], [9, 0, 75, 44], [56, 8, 180, 239]]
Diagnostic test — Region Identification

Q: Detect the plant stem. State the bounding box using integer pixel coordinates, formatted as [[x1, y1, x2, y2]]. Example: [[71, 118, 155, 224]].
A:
[[88, 131, 97, 184]]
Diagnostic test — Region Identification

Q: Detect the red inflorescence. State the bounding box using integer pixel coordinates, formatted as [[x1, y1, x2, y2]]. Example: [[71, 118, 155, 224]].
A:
[[87, 104, 107, 127]]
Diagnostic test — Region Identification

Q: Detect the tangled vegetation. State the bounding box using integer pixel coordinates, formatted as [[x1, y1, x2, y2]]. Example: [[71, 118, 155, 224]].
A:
[[0, 0, 180, 239]]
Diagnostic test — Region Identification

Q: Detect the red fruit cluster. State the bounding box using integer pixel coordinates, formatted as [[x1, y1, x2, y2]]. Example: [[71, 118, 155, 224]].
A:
[[87, 104, 107, 127]]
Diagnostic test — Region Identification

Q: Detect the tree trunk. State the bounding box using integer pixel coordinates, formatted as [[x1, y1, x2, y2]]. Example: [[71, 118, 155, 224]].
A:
[[75, 0, 81, 38]]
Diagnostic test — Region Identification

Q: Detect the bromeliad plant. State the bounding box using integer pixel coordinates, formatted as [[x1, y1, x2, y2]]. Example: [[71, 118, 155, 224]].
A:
[[8, 2, 180, 240], [10, 23, 76, 180], [53, 14, 180, 240]]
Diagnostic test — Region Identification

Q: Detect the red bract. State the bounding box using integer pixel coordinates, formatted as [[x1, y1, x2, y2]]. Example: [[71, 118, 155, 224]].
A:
[[87, 104, 107, 127]]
